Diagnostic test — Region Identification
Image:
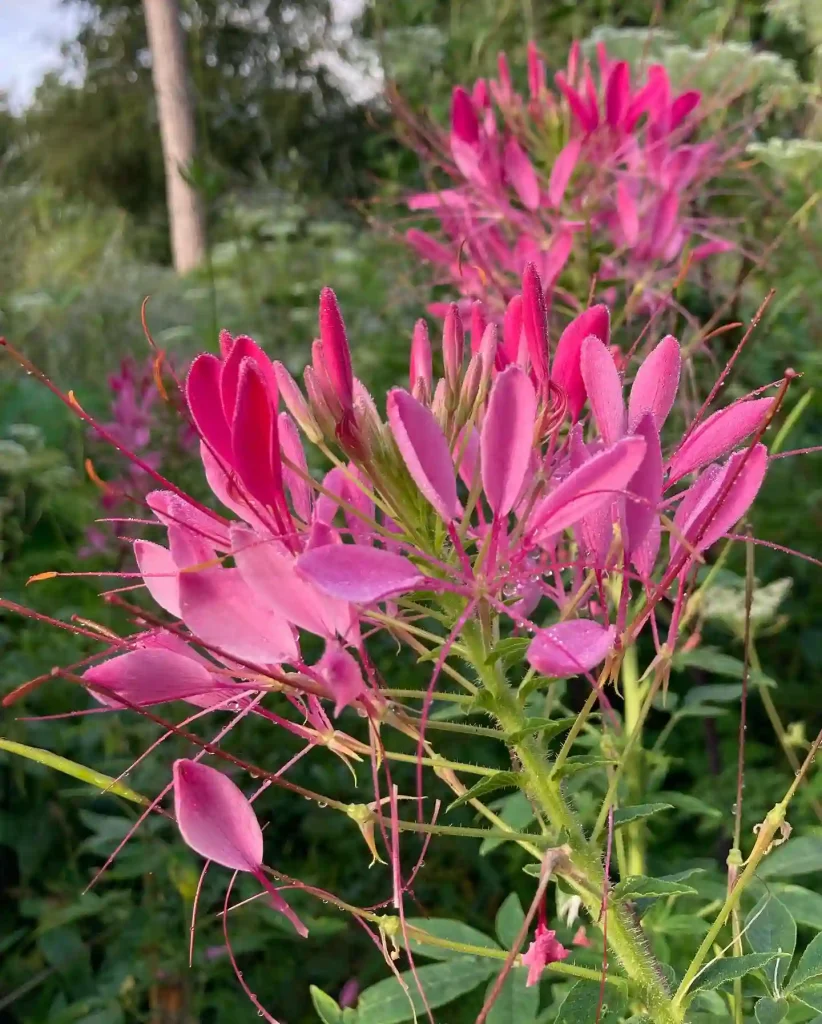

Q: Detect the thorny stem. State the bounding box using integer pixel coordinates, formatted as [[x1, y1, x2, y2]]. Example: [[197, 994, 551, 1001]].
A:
[[461, 624, 684, 1024]]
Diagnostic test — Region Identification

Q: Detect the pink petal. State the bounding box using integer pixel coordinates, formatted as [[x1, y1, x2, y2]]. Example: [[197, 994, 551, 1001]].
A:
[[527, 41, 546, 100], [691, 239, 734, 261], [627, 334, 681, 433], [451, 86, 479, 144], [410, 319, 432, 395], [542, 228, 574, 284], [671, 445, 768, 566], [470, 301, 486, 356], [504, 137, 540, 210], [605, 62, 629, 127], [187, 354, 232, 463], [134, 539, 181, 617], [633, 517, 661, 579], [522, 263, 550, 387], [272, 360, 313, 434], [179, 567, 298, 665], [319, 287, 354, 413], [278, 413, 312, 522], [146, 491, 230, 550], [502, 294, 523, 364], [297, 545, 426, 604], [623, 414, 663, 555], [552, 305, 610, 421], [232, 525, 353, 640], [481, 366, 537, 517], [616, 181, 639, 247], [548, 139, 581, 208], [555, 72, 596, 131], [442, 303, 465, 389], [220, 335, 278, 424], [650, 191, 680, 257], [317, 643, 367, 716], [527, 620, 616, 678], [580, 335, 625, 445], [231, 358, 285, 518], [667, 397, 773, 483], [670, 90, 700, 129], [531, 435, 646, 538], [173, 759, 262, 871], [456, 426, 480, 489], [387, 388, 458, 521], [200, 442, 267, 531], [406, 229, 454, 268], [85, 648, 226, 708]]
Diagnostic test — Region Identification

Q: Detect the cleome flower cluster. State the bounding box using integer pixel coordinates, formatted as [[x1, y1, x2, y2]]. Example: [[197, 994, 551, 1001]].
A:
[[403, 40, 737, 317], [10, 260, 783, 1018]]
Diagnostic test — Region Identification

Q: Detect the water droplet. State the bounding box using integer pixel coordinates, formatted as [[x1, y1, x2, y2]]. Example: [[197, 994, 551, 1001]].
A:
[[318, 801, 328, 809]]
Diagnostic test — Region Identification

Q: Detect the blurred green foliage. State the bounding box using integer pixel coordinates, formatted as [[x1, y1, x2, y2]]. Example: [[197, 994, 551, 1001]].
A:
[[1, 1, 822, 1022]]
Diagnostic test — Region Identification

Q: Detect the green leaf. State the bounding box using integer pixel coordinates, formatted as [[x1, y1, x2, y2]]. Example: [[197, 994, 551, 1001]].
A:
[[447, 772, 522, 811], [506, 716, 579, 745], [481, 792, 535, 856], [0, 738, 149, 806], [495, 893, 525, 949], [486, 637, 530, 668], [772, 885, 822, 930], [754, 997, 788, 1024], [674, 648, 776, 688], [745, 896, 796, 991], [552, 755, 616, 779], [484, 967, 539, 1024], [658, 868, 706, 885], [612, 803, 673, 828], [655, 791, 723, 820], [611, 876, 698, 902], [356, 957, 498, 1024], [788, 932, 822, 992], [758, 837, 822, 880], [794, 983, 822, 1013], [403, 919, 501, 960], [554, 980, 626, 1022], [310, 986, 343, 1024], [692, 952, 790, 992]]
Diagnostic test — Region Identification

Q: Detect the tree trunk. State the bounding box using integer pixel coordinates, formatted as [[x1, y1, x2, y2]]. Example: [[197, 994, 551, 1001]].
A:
[[142, 0, 206, 274]]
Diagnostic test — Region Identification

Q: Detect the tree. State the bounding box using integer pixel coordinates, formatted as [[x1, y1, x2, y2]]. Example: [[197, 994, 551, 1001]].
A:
[[142, 0, 206, 272]]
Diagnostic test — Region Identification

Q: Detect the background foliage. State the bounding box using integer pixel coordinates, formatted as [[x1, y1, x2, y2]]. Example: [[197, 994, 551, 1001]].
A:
[[1, 1, 822, 1022]]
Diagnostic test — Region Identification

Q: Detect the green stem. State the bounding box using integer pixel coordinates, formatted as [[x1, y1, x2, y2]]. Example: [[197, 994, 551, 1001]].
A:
[[462, 626, 683, 1024], [405, 926, 627, 987], [621, 644, 646, 877]]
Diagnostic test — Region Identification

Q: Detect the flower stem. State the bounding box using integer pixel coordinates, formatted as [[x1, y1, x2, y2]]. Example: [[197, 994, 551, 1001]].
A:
[[462, 625, 683, 1024]]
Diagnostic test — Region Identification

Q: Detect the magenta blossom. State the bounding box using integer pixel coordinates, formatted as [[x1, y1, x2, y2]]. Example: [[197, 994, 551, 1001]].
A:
[[521, 921, 569, 986], [402, 40, 739, 319]]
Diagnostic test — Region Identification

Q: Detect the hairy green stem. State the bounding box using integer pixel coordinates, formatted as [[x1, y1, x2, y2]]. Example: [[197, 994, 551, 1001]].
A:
[[462, 625, 683, 1024]]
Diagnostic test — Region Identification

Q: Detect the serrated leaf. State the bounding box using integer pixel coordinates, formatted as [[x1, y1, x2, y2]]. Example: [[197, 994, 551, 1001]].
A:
[[612, 803, 673, 828], [310, 985, 343, 1024], [693, 952, 789, 992], [555, 980, 627, 1022], [486, 637, 530, 668], [788, 932, 822, 992], [758, 837, 822, 880], [658, 867, 706, 884], [754, 996, 788, 1024], [552, 755, 615, 779], [611, 876, 698, 902], [495, 893, 525, 949], [447, 772, 521, 811], [404, 919, 500, 960], [506, 716, 579, 745], [746, 896, 796, 991], [356, 957, 498, 1024], [481, 792, 535, 856], [484, 967, 539, 1024]]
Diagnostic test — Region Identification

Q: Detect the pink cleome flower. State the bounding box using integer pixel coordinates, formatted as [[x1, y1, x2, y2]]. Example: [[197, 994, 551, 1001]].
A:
[[402, 40, 737, 318]]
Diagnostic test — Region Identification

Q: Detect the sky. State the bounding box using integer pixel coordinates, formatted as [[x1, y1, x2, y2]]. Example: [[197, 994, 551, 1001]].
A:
[[0, 0, 81, 109], [0, 0, 379, 111]]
